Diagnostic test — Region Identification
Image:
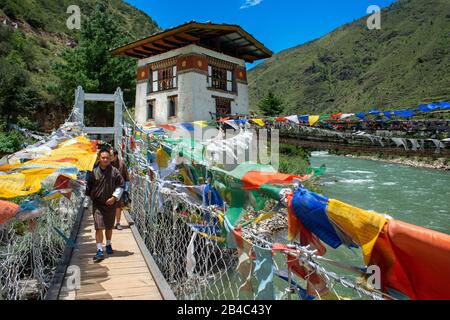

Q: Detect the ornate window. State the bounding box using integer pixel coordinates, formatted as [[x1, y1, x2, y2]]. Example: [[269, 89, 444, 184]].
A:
[[150, 65, 177, 93], [208, 65, 234, 92]]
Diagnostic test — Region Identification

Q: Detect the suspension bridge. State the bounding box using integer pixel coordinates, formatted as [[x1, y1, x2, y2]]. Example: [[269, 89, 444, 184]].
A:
[[49, 88, 174, 300], [1, 87, 449, 301]]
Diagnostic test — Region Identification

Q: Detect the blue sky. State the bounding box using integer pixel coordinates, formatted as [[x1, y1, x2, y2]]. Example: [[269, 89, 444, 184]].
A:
[[126, 0, 397, 68]]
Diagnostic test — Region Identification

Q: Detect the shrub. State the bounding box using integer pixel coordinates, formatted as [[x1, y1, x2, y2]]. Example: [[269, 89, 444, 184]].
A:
[[0, 130, 26, 153], [278, 154, 310, 176]]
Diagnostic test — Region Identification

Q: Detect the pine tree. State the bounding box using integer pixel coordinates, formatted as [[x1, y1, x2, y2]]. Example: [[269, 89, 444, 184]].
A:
[[258, 91, 284, 116]]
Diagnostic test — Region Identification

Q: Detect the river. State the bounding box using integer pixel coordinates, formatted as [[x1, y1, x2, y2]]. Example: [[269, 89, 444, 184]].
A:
[[271, 152, 450, 299], [212, 152, 450, 300], [309, 151, 450, 234]]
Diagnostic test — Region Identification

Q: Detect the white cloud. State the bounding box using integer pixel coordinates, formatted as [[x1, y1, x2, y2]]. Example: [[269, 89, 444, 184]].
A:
[[240, 0, 263, 9]]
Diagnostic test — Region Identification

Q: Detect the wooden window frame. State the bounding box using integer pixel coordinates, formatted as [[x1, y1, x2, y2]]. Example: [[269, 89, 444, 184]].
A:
[[150, 65, 177, 93], [147, 99, 155, 120], [208, 65, 235, 93], [214, 96, 233, 117], [168, 95, 178, 119]]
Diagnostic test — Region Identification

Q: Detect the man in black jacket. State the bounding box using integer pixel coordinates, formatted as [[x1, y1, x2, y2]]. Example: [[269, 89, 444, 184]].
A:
[[85, 149, 124, 262]]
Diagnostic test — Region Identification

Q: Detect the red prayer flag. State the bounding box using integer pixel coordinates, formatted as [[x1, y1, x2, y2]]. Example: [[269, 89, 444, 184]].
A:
[[158, 124, 177, 131], [370, 220, 450, 299], [331, 113, 343, 119], [0, 200, 20, 225], [241, 171, 313, 190]]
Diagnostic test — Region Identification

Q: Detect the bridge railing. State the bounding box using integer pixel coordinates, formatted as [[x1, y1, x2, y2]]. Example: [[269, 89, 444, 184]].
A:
[[129, 172, 241, 300], [0, 191, 84, 300]]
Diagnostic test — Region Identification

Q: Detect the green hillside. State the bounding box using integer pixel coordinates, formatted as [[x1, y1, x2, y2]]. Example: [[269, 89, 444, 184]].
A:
[[248, 0, 450, 115], [0, 0, 159, 131]]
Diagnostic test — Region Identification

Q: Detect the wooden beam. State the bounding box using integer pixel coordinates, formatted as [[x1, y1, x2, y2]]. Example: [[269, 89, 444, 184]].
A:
[[133, 48, 154, 57], [129, 50, 147, 59], [159, 38, 183, 48], [122, 51, 143, 59], [174, 32, 200, 42], [242, 54, 256, 63], [154, 39, 176, 49], [240, 48, 262, 54], [142, 44, 164, 52], [235, 43, 257, 50], [148, 42, 172, 51], [137, 46, 159, 54], [166, 36, 189, 45]]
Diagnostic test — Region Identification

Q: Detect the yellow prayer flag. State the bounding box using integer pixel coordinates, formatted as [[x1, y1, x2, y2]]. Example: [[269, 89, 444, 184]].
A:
[[192, 121, 208, 128], [251, 119, 265, 127], [308, 115, 320, 126], [42, 192, 62, 201], [156, 146, 170, 169], [0, 135, 96, 198], [327, 199, 387, 265], [253, 212, 274, 224], [0, 168, 57, 198]]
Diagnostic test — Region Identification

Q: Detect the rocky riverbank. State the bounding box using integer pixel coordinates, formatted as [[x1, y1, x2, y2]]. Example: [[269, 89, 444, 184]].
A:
[[244, 210, 288, 237], [344, 154, 450, 171]]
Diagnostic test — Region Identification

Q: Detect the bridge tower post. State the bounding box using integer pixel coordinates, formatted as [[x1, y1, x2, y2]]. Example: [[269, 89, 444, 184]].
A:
[[73, 86, 124, 149]]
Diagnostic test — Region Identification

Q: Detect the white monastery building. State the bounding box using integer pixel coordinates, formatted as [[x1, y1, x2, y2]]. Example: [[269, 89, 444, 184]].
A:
[[111, 21, 272, 125]]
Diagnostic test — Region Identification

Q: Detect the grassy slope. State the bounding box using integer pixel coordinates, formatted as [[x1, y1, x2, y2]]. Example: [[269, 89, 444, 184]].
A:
[[0, 0, 159, 124], [248, 0, 450, 115]]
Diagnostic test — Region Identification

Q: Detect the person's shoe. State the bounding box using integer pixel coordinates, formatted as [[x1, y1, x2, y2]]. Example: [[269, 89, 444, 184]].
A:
[[105, 245, 114, 255], [115, 223, 123, 230], [93, 249, 104, 262]]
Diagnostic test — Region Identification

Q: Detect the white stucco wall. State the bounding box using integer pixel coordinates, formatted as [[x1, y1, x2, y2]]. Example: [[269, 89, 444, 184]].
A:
[[134, 44, 249, 126]]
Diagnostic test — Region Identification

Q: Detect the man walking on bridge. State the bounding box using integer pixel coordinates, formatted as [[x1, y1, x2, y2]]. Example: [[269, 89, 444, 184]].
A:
[[86, 149, 125, 262]]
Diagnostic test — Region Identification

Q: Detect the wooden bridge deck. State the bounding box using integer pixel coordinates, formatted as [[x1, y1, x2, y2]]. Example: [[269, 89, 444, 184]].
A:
[[58, 211, 163, 300]]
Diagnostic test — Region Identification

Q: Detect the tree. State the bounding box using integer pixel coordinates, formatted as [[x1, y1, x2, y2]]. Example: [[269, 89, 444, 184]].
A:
[[53, 0, 137, 125], [258, 91, 284, 116], [0, 26, 38, 129]]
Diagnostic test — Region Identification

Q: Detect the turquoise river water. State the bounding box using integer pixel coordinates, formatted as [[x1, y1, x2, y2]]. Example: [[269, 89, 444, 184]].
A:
[[271, 152, 450, 299]]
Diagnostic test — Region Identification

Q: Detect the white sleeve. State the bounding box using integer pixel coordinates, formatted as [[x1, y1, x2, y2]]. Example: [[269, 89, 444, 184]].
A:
[[113, 187, 124, 200], [83, 196, 91, 208]]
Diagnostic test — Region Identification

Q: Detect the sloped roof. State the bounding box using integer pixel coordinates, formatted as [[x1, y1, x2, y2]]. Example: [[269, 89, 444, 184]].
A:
[[110, 21, 272, 63]]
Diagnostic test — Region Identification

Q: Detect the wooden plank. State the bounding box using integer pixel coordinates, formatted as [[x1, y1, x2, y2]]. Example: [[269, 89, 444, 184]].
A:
[[74, 259, 148, 267], [113, 294, 162, 300], [81, 291, 162, 300], [80, 267, 150, 277], [70, 255, 145, 262], [78, 279, 158, 290], [78, 286, 161, 297], [58, 210, 164, 300], [79, 261, 148, 269]]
